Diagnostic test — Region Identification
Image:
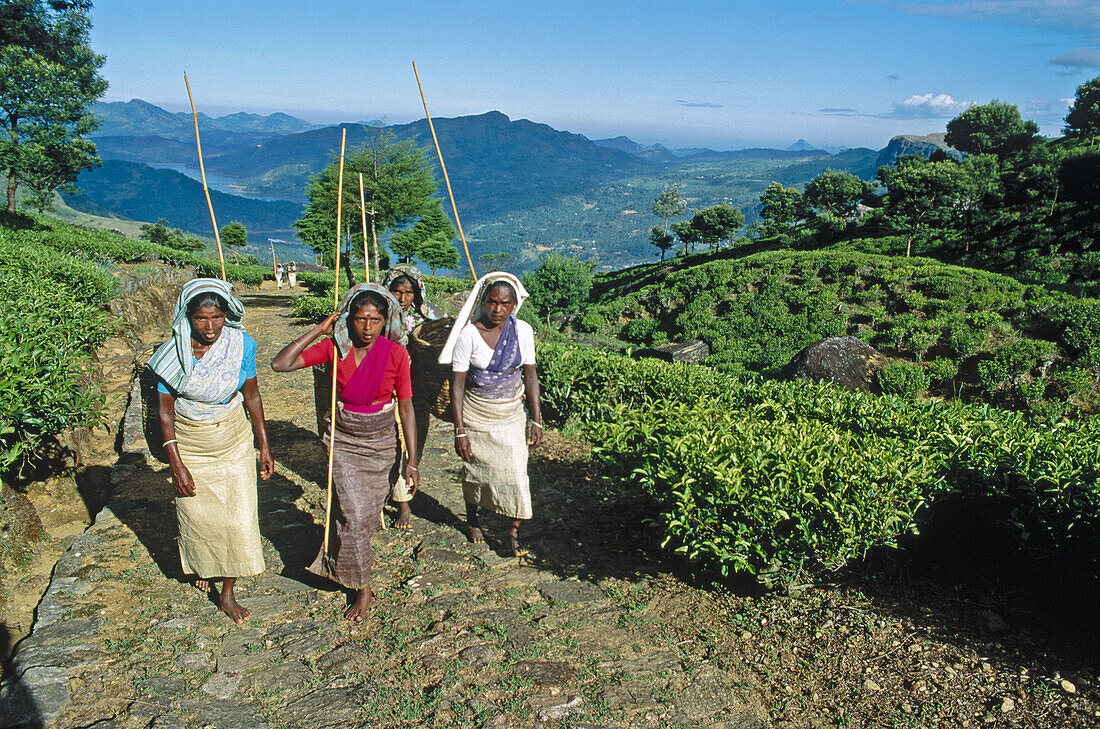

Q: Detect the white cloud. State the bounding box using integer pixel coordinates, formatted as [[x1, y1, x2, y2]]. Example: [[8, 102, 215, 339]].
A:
[[1049, 47, 1100, 70], [889, 93, 973, 118]]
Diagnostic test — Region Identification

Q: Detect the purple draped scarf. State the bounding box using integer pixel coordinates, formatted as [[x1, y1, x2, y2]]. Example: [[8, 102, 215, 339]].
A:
[[468, 316, 523, 400], [339, 336, 395, 413]]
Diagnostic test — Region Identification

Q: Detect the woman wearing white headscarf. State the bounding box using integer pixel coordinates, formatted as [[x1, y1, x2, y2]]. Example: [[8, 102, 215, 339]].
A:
[[149, 278, 274, 624], [439, 272, 543, 557]]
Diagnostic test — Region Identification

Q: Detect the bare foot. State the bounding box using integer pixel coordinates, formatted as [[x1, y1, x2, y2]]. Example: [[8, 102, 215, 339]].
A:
[[507, 532, 530, 558], [467, 525, 485, 544], [194, 579, 210, 592], [344, 587, 372, 621], [219, 591, 251, 625], [394, 502, 413, 529]]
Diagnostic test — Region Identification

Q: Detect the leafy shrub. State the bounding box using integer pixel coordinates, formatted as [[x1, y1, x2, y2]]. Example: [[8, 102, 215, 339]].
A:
[[621, 318, 657, 344], [978, 339, 1058, 392], [577, 307, 609, 333], [538, 342, 1100, 583], [876, 361, 929, 398], [292, 295, 332, 321]]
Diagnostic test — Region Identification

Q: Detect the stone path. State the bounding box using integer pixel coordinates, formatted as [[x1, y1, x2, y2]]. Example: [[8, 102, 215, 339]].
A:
[[0, 284, 768, 729]]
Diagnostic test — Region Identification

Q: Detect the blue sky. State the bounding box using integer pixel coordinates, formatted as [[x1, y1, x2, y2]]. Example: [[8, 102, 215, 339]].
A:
[[90, 0, 1100, 150]]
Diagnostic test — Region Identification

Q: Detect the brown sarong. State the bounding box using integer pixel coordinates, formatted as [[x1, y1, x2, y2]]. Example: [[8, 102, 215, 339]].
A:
[[309, 403, 400, 588]]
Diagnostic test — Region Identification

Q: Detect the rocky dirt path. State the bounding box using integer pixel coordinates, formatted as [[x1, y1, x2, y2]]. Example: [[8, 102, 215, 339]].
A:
[[2, 282, 1097, 729]]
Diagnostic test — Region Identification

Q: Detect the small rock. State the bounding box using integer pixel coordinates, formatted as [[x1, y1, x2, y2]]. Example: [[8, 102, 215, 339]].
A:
[[173, 652, 212, 671], [1060, 679, 1077, 694], [979, 610, 1008, 634], [528, 694, 585, 721], [907, 643, 922, 653], [458, 643, 502, 668], [200, 672, 241, 700], [538, 580, 605, 605], [1000, 697, 1015, 713], [864, 679, 882, 692]]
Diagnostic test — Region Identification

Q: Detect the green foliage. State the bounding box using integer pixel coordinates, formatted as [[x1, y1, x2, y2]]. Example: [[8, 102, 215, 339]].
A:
[[0, 0, 107, 212], [945, 100, 1040, 157], [140, 218, 205, 252], [803, 169, 873, 217], [291, 294, 333, 321], [294, 128, 440, 268], [0, 224, 116, 475], [649, 226, 674, 262], [1063, 76, 1100, 141], [522, 253, 594, 319], [219, 220, 248, 249], [758, 182, 806, 239], [978, 339, 1057, 392], [926, 357, 959, 389], [876, 361, 929, 399], [538, 342, 1100, 584]]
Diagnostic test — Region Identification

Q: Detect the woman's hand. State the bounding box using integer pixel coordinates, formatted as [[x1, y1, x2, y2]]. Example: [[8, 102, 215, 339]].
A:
[[173, 463, 196, 497], [528, 422, 543, 448], [454, 431, 472, 462], [405, 463, 420, 495], [319, 310, 340, 335], [259, 444, 274, 480]]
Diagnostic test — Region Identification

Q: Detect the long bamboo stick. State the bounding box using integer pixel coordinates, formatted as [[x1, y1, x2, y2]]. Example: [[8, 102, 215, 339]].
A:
[[183, 73, 226, 280], [270, 240, 277, 279], [322, 127, 347, 556], [412, 62, 476, 279], [358, 173, 370, 283]]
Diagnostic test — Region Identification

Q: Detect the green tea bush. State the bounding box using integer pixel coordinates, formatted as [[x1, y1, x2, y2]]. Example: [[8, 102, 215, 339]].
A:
[[292, 295, 333, 321], [621, 318, 657, 344], [876, 361, 929, 398], [978, 339, 1057, 392], [926, 357, 959, 389], [537, 342, 1100, 583], [0, 229, 116, 475]]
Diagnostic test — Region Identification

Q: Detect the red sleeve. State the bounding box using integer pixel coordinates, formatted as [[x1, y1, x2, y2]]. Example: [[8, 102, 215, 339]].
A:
[[392, 343, 412, 401], [300, 338, 334, 368]]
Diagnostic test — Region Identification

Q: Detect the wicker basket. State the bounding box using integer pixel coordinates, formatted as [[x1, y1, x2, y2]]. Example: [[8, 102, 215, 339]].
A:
[[408, 317, 455, 422]]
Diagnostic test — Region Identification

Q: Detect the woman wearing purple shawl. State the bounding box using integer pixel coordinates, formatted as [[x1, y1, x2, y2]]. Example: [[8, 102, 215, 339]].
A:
[[271, 284, 419, 620], [439, 272, 543, 557]]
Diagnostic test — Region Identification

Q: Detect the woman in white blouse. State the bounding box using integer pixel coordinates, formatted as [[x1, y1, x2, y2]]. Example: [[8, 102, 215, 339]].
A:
[[439, 272, 542, 556]]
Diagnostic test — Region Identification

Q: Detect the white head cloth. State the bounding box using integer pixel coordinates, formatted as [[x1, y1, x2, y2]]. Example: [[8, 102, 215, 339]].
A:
[[438, 271, 529, 365]]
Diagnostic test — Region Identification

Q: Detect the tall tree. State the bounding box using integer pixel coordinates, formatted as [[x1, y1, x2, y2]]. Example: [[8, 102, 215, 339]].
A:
[[388, 200, 457, 264], [0, 0, 107, 212], [294, 128, 439, 283], [652, 186, 686, 234], [802, 169, 873, 218], [1064, 76, 1100, 142], [758, 182, 806, 239], [687, 204, 745, 251], [522, 253, 594, 321], [649, 226, 674, 261], [945, 100, 1040, 157], [418, 234, 460, 275], [220, 221, 248, 250]]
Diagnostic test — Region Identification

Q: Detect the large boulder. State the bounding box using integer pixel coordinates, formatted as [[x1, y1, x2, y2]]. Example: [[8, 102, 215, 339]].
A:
[[781, 336, 883, 392], [638, 340, 710, 364]]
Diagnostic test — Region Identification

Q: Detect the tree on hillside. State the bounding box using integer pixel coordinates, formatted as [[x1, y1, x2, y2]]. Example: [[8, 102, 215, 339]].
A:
[[672, 205, 745, 253], [418, 234, 460, 275], [945, 100, 1040, 157], [671, 218, 702, 255], [652, 186, 686, 234], [388, 200, 457, 265], [220, 221, 248, 250], [649, 226, 674, 261], [294, 128, 439, 284], [478, 252, 513, 272], [0, 0, 107, 213], [522, 253, 594, 321], [1064, 76, 1100, 142], [139, 218, 204, 252], [802, 170, 874, 218], [758, 182, 807, 241]]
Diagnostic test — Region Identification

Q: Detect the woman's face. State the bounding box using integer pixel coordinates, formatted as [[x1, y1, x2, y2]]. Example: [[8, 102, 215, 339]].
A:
[[482, 286, 516, 327], [189, 304, 226, 346], [349, 302, 386, 347], [390, 281, 417, 312]]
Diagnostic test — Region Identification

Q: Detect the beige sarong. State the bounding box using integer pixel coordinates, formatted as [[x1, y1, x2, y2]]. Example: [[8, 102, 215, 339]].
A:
[[462, 392, 531, 520], [174, 404, 264, 578]]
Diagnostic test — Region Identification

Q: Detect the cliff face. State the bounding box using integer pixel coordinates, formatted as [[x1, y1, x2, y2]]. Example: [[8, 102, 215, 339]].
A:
[[874, 132, 962, 170]]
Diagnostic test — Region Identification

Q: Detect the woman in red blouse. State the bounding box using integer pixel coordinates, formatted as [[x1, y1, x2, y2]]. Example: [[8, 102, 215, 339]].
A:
[[271, 284, 418, 621]]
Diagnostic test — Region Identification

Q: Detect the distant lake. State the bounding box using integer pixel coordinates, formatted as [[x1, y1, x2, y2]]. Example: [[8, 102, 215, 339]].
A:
[[147, 164, 290, 203]]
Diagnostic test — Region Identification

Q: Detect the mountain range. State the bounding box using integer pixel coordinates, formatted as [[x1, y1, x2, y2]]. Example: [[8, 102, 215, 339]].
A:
[[67, 100, 956, 270]]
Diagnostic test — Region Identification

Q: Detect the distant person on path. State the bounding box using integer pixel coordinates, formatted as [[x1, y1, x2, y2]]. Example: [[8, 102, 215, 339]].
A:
[[270, 284, 419, 620], [439, 272, 542, 557], [287, 262, 298, 288], [275, 263, 284, 289], [149, 278, 274, 624], [384, 264, 442, 528]]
